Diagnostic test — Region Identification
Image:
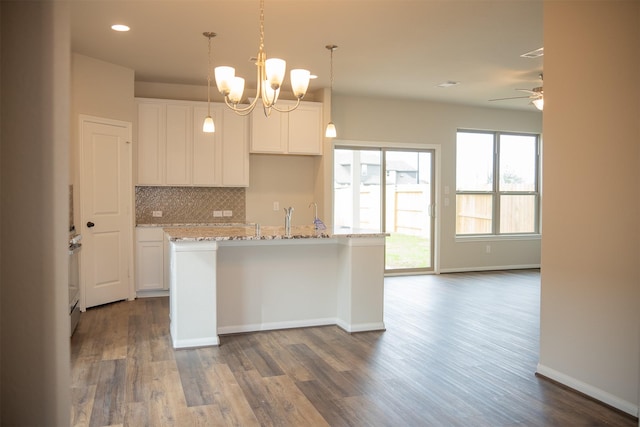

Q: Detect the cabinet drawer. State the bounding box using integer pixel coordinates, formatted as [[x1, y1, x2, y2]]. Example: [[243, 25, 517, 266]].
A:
[[136, 227, 165, 242]]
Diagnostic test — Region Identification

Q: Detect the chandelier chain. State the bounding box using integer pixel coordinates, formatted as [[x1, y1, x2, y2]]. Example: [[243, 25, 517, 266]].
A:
[[259, 0, 265, 52], [212, 0, 310, 116]]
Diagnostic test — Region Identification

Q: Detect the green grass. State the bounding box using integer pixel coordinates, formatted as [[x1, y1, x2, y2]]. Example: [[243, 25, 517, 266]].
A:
[[385, 233, 431, 270]]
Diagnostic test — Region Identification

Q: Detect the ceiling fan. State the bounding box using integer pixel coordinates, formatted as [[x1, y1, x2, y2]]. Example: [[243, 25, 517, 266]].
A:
[[490, 74, 544, 110]]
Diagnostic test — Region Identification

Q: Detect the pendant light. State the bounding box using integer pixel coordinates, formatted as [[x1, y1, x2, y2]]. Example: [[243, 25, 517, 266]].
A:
[[325, 44, 338, 138], [202, 32, 216, 133]]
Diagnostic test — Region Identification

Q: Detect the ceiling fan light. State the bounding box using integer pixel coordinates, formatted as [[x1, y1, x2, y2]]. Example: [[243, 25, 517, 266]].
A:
[[533, 98, 544, 110]]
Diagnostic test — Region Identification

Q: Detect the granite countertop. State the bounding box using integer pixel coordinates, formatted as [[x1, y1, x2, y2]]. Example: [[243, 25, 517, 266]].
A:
[[162, 224, 387, 242]]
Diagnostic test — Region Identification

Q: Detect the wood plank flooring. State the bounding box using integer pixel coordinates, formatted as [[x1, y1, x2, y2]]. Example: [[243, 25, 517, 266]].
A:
[[71, 270, 637, 426]]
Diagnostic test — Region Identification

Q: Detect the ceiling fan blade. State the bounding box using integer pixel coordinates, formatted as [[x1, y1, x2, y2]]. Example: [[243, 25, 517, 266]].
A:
[[488, 96, 532, 101]]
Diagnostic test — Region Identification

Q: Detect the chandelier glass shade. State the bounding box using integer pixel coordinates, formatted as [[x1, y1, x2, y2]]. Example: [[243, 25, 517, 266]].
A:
[[214, 0, 311, 116]]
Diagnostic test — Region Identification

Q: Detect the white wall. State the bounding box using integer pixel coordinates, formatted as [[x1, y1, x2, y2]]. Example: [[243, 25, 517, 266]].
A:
[[71, 53, 135, 227], [539, 0, 640, 415], [1, 2, 70, 424], [333, 95, 543, 272]]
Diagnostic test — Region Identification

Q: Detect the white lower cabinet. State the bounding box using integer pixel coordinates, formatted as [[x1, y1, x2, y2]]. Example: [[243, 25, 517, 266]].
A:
[[135, 227, 167, 294]]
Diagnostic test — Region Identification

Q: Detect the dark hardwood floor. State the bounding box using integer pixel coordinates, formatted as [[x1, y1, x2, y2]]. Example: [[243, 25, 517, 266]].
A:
[[71, 270, 637, 426]]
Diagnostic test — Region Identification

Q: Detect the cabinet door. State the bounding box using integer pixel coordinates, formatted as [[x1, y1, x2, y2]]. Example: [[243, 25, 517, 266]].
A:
[[250, 107, 288, 153], [221, 109, 250, 186], [137, 102, 165, 184], [136, 241, 164, 291], [288, 102, 322, 155], [136, 228, 165, 291], [192, 105, 220, 186], [165, 104, 192, 185]]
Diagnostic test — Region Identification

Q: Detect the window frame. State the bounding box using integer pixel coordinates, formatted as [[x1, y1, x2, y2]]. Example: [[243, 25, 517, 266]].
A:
[[455, 129, 541, 237]]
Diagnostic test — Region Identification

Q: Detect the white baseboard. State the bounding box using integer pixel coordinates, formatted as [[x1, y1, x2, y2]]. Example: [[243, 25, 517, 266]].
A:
[[536, 363, 638, 417], [136, 289, 169, 298], [336, 319, 386, 333], [172, 335, 220, 349], [218, 317, 337, 335], [439, 264, 540, 274]]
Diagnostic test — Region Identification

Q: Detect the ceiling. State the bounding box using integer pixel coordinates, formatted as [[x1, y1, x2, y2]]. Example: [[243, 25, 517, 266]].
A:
[[70, 0, 543, 111]]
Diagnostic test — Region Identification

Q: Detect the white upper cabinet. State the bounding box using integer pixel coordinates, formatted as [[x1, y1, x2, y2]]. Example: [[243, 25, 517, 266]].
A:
[[165, 104, 192, 185], [250, 100, 322, 155], [221, 109, 250, 186], [136, 98, 249, 187], [137, 102, 165, 184]]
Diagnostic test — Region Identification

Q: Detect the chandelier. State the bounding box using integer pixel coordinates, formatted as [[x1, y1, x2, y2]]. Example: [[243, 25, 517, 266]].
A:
[[214, 0, 311, 117]]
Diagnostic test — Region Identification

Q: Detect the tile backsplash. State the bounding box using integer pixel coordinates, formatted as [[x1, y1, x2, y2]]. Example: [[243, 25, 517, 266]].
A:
[[136, 186, 246, 225]]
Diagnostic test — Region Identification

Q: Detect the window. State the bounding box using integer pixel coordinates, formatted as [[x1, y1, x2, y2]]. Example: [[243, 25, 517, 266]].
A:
[[456, 130, 540, 236]]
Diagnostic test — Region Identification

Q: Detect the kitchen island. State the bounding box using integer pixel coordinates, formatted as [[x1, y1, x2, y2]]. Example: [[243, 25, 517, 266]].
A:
[[164, 225, 387, 349]]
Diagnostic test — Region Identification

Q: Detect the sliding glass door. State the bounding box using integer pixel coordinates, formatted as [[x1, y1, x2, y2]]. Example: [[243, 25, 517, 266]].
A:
[[334, 147, 435, 273]]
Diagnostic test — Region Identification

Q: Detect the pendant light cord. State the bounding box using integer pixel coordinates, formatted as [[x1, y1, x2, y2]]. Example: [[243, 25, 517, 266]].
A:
[[207, 35, 212, 115]]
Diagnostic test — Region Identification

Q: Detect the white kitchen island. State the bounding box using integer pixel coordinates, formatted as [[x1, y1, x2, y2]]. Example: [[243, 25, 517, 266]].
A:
[[164, 225, 387, 349]]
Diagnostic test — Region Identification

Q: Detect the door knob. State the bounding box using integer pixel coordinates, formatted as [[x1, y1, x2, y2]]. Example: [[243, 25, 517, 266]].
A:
[[87, 221, 95, 228]]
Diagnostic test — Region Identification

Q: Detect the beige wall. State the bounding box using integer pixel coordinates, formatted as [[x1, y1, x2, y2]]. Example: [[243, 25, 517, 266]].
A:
[[1, 2, 70, 424], [333, 95, 543, 272], [71, 53, 135, 227], [539, 0, 640, 415], [246, 154, 318, 226]]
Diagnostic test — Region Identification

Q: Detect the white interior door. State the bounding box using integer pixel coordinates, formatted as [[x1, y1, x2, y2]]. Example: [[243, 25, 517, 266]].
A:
[[80, 116, 133, 309]]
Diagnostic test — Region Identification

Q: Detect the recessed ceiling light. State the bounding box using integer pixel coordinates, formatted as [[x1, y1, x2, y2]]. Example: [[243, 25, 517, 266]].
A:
[[437, 81, 459, 88], [111, 24, 130, 32]]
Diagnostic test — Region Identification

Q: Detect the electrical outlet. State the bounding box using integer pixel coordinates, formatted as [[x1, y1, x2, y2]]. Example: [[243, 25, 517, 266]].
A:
[[486, 245, 491, 254], [273, 201, 279, 211], [223, 210, 233, 217], [152, 210, 162, 217], [213, 210, 223, 217]]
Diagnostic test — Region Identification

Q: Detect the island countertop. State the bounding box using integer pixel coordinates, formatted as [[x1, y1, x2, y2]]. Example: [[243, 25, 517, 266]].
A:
[[163, 224, 387, 242]]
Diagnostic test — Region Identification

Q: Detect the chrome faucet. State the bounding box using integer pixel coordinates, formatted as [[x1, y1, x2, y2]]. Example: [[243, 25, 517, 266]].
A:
[[309, 201, 326, 231], [309, 202, 318, 221], [284, 207, 294, 237]]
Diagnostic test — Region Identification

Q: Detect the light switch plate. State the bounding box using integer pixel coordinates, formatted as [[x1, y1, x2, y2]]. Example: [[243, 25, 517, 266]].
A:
[[223, 210, 233, 217], [213, 210, 223, 217]]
